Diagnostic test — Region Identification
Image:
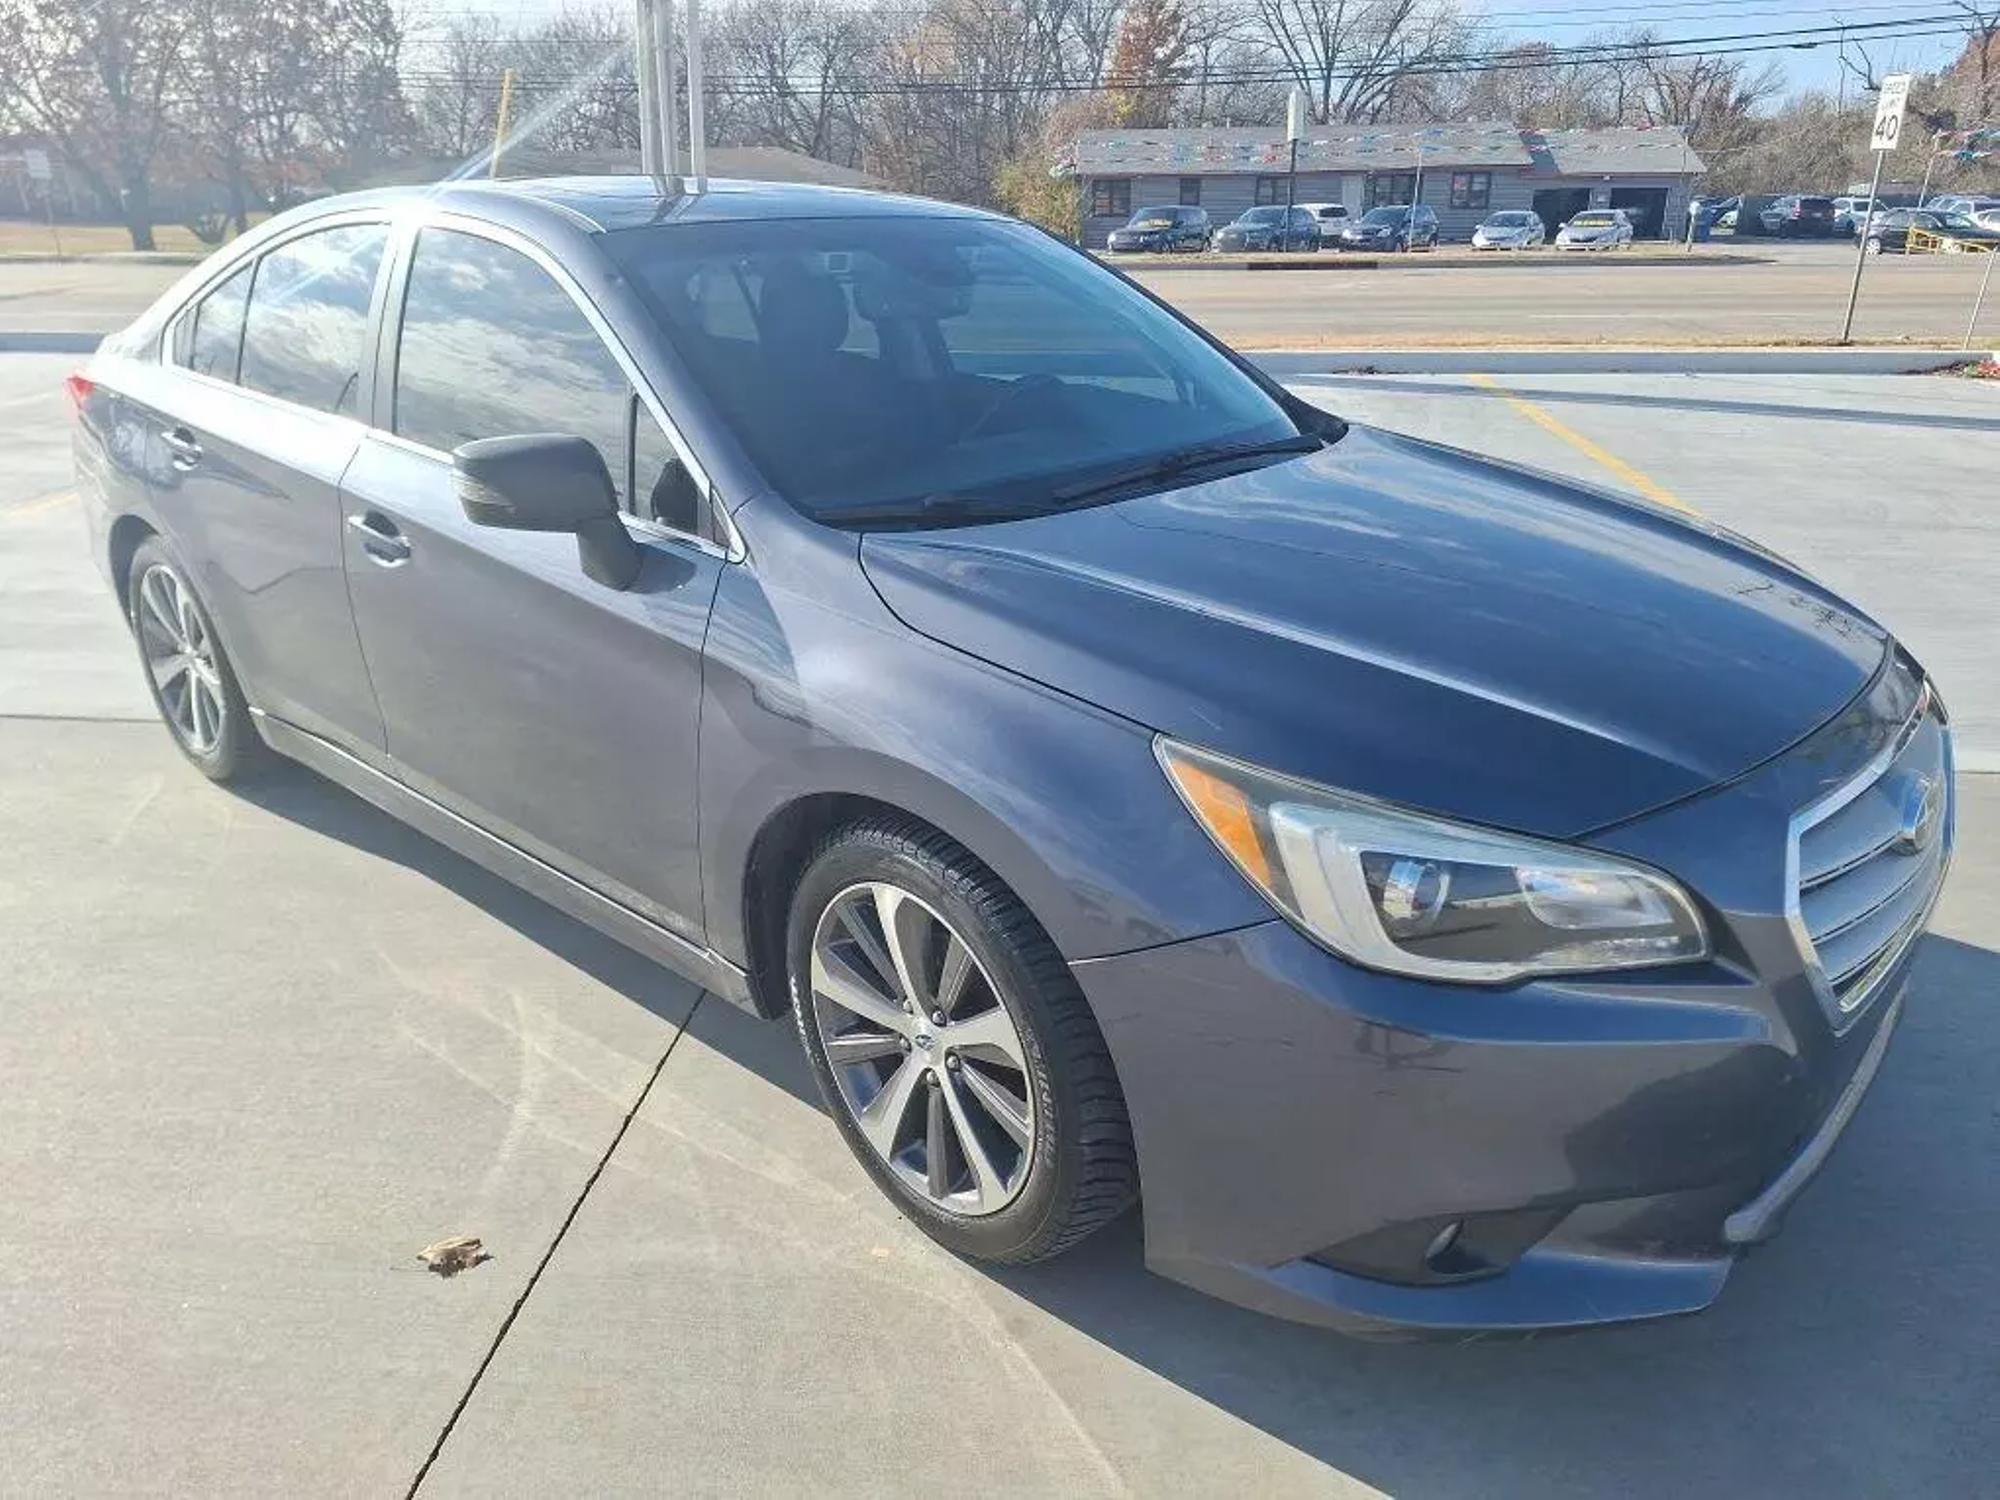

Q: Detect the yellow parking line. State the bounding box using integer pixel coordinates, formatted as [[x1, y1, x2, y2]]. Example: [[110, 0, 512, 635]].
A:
[[3, 489, 76, 520], [1466, 373, 1699, 517]]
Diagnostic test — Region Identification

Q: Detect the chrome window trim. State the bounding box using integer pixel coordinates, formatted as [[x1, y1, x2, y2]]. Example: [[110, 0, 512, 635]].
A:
[[398, 210, 744, 561], [1783, 678, 1954, 1032]]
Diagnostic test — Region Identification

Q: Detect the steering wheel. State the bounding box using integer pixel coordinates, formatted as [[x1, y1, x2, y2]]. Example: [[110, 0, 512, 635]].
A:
[[962, 373, 1062, 442]]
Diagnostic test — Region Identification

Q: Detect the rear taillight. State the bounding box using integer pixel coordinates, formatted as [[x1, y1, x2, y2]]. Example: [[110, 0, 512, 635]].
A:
[[63, 372, 93, 416]]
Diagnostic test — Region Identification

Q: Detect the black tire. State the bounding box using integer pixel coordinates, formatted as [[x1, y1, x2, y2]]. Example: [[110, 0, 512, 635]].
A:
[[127, 536, 267, 782], [787, 816, 1137, 1264]]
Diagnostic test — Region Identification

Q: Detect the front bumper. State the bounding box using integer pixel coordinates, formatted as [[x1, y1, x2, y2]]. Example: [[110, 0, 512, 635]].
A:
[[1073, 657, 1946, 1337]]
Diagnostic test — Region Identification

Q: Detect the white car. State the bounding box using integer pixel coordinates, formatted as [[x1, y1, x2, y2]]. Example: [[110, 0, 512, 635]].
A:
[[1555, 208, 1635, 250], [1471, 210, 1546, 250], [1294, 202, 1353, 245]]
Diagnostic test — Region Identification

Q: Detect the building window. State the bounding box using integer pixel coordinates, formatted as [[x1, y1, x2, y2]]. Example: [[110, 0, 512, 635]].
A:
[[1449, 171, 1492, 210], [1178, 176, 1201, 206], [1089, 178, 1131, 218], [1368, 173, 1417, 208], [1254, 175, 1292, 205]]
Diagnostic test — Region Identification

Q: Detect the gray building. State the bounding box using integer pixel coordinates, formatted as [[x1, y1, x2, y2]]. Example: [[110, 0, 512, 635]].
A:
[[1071, 123, 1705, 247]]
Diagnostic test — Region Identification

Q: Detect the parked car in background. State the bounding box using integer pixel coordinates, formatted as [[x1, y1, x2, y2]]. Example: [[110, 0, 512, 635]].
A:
[[1212, 205, 1318, 253], [1105, 205, 1210, 254], [1864, 208, 2000, 254], [1832, 196, 1880, 235], [1976, 206, 2000, 233], [1712, 197, 1742, 230], [1555, 208, 1634, 250], [1925, 194, 2000, 218], [1335, 203, 1440, 251], [1293, 202, 1353, 244], [1758, 195, 1836, 237], [1471, 210, 1546, 250]]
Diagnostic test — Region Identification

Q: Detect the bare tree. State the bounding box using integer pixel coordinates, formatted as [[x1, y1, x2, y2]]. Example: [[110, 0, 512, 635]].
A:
[[712, 0, 876, 161], [1237, 0, 1467, 124], [0, 0, 185, 248], [1951, 1, 1999, 121]]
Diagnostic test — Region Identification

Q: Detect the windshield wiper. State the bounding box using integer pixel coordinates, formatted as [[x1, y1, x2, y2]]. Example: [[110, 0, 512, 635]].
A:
[[1047, 433, 1323, 507]]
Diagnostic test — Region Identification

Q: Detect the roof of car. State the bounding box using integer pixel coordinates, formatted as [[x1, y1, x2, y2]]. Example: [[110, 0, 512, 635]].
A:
[[285, 175, 996, 235]]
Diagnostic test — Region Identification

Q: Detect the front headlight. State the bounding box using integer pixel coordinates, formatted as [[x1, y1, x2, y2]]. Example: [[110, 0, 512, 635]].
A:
[[1158, 739, 1709, 983]]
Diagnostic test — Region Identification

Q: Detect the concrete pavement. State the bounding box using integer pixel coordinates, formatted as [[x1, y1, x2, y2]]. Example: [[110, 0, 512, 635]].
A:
[[5, 348, 1999, 1495]]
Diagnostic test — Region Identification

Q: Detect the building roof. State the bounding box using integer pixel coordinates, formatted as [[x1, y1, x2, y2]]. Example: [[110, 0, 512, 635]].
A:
[[1522, 127, 1705, 177], [1073, 123, 1703, 178]]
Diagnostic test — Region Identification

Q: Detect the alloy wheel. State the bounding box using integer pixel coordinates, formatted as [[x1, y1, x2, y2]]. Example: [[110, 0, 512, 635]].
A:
[[809, 881, 1035, 1216], [135, 563, 226, 754]]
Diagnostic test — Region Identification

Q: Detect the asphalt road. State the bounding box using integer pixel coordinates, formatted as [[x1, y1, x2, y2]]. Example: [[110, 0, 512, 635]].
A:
[[7, 239, 2000, 348], [4, 349, 1999, 1496]]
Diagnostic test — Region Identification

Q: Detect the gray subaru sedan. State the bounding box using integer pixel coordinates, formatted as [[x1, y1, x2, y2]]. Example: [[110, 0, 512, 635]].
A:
[[72, 177, 1953, 1336]]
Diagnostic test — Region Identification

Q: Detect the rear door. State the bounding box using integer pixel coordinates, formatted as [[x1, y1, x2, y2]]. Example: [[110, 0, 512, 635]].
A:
[[141, 219, 391, 752], [339, 220, 723, 940]]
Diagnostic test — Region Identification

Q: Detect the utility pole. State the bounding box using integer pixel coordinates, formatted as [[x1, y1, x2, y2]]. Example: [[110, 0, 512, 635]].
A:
[[634, 0, 681, 187], [489, 68, 516, 178], [1843, 74, 1912, 344], [686, 0, 707, 189]]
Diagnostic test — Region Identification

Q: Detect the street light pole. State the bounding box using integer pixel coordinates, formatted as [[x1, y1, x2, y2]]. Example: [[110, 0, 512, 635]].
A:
[[1285, 87, 1306, 246], [685, 0, 707, 189]]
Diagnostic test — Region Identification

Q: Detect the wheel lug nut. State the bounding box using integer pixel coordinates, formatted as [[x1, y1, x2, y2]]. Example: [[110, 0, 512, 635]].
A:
[[930, 1010, 946, 1026], [945, 1053, 961, 1072], [898, 1037, 911, 1053]]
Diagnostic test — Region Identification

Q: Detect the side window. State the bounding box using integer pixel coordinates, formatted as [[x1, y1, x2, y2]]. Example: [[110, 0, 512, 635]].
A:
[[632, 399, 703, 534], [182, 262, 252, 381], [394, 228, 632, 509], [239, 224, 387, 416]]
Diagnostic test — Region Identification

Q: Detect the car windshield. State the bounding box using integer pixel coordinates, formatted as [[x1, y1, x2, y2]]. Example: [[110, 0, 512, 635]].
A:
[[1938, 213, 1983, 231], [1128, 208, 1177, 225], [606, 216, 1304, 525], [1359, 207, 1407, 225], [1237, 207, 1285, 224], [1485, 213, 1535, 227], [1570, 212, 1616, 226]]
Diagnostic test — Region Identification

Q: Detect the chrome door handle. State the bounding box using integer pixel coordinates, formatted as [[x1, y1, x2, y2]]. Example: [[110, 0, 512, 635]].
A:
[[162, 427, 202, 468], [346, 510, 411, 565]]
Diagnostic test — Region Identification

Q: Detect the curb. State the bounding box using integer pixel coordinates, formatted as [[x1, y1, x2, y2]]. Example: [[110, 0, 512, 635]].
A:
[[1249, 348, 1993, 376]]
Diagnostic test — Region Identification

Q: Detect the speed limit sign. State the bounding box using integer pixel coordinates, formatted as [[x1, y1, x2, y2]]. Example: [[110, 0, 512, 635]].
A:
[[1871, 74, 1912, 153]]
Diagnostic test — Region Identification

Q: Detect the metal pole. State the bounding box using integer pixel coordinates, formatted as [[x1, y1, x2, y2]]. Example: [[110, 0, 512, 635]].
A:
[[489, 68, 516, 178], [685, 0, 706, 189], [1409, 137, 1424, 251], [636, 0, 663, 178], [657, 0, 681, 185], [1285, 139, 1298, 242], [1966, 246, 1999, 352], [1840, 147, 1888, 343]]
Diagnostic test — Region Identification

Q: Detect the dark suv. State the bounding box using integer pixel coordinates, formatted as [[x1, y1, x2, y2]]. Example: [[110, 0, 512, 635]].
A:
[[1105, 205, 1210, 253], [1760, 195, 1837, 237], [72, 177, 1953, 1338]]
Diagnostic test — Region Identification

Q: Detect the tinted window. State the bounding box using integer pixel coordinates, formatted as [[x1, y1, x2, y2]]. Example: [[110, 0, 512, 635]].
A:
[[238, 224, 386, 416], [606, 216, 1299, 525], [394, 228, 631, 508], [184, 262, 252, 380], [632, 401, 702, 534], [1241, 207, 1285, 224]]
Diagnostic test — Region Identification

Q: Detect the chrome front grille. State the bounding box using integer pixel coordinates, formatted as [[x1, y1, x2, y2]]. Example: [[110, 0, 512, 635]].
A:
[[1789, 682, 1953, 1029]]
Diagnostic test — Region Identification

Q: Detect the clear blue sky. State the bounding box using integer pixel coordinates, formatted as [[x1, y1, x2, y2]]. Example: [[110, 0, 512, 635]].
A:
[[1460, 0, 1966, 98]]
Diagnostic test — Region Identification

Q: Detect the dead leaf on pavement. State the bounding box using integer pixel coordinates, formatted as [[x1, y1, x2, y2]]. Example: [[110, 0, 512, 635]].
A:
[[416, 1235, 491, 1277]]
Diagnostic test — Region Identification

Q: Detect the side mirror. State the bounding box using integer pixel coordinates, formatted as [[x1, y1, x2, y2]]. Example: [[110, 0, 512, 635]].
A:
[[454, 433, 642, 590]]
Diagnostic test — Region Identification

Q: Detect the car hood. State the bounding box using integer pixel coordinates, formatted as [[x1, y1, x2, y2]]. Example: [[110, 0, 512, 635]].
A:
[[859, 425, 1886, 837]]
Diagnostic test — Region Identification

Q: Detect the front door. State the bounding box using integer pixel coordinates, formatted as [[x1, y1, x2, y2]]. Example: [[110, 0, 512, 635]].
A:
[[134, 221, 392, 752], [341, 223, 721, 940]]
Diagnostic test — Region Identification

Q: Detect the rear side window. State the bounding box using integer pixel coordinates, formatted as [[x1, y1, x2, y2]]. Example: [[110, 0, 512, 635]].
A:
[[239, 224, 387, 417], [394, 228, 633, 510], [183, 262, 252, 380]]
